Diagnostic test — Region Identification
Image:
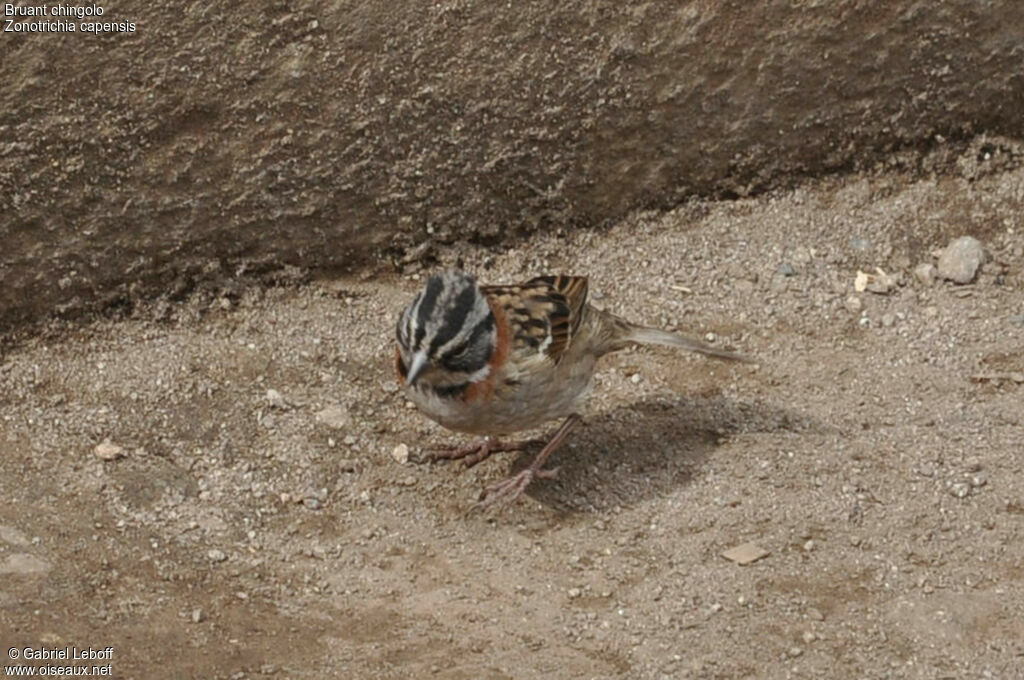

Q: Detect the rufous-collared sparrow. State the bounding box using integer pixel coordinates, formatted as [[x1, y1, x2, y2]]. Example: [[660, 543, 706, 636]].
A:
[[395, 269, 751, 509]]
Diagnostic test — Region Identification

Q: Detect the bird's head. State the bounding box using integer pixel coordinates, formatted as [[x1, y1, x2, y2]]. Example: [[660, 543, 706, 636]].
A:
[[396, 270, 497, 389]]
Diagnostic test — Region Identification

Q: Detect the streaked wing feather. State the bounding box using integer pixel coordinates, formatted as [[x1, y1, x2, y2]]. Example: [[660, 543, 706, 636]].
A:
[[482, 275, 588, 364]]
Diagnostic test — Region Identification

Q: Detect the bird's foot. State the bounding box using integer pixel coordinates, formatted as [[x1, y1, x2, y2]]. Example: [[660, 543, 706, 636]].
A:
[[468, 413, 581, 512], [421, 438, 537, 469], [471, 465, 561, 511]]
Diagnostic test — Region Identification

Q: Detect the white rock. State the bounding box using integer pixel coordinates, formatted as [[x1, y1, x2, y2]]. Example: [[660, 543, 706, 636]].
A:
[[315, 404, 349, 429], [265, 388, 289, 409], [937, 236, 985, 284], [391, 443, 410, 464], [854, 268, 897, 295], [94, 440, 125, 461]]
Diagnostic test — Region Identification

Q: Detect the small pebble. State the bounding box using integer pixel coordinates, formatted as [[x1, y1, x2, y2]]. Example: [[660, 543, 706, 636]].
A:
[[949, 482, 971, 499], [844, 295, 863, 313], [722, 542, 770, 565], [788, 646, 804, 658], [865, 268, 898, 294], [849, 236, 872, 251], [207, 548, 228, 563], [937, 236, 985, 284], [881, 313, 896, 328], [265, 389, 288, 409], [913, 262, 937, 286], [191, 608, 207, 623], [94, 440, 125, 461], [315, 404, 349, 429], [872, 270, 897, 292], [567, 588, 582, 599], [392, 443, 410, 464], [776, 263, 796, 277], [630, 373, 642, 384]]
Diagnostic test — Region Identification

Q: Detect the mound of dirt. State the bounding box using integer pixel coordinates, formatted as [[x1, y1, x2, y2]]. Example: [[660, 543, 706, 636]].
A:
[[3, 1, 1024, 334]]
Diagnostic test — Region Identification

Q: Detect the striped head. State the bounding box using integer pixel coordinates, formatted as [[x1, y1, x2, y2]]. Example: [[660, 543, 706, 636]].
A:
[[396, 270, 497, 389]]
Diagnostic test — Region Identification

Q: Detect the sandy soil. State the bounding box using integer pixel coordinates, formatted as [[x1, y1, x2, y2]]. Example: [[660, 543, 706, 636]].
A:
[[2, 156, 1023, 678]]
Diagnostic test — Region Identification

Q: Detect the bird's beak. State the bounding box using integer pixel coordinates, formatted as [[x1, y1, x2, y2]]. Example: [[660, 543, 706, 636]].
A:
[[406, 350, 428, 386]]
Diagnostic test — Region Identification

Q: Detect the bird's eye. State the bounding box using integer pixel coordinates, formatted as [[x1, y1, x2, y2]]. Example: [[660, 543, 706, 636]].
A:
[[440, 342, 471, 370]]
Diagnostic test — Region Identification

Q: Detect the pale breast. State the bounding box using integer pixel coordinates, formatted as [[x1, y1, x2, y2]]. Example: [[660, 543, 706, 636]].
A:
[[406, 349, 598, 436]]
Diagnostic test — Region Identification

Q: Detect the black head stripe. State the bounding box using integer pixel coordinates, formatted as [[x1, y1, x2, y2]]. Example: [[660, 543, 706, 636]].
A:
[[415, 277, 444, 346], [467, 313, 495, 346], [430, 282, 477, 354]]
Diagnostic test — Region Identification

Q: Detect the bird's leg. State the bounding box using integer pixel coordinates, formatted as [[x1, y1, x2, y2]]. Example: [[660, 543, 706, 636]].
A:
[[424, 437, 539, 469], [472, 413, 581, 511]]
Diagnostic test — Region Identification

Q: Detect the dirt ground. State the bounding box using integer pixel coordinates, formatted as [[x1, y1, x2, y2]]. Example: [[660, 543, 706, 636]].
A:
[[2, 151, 1024, 678]]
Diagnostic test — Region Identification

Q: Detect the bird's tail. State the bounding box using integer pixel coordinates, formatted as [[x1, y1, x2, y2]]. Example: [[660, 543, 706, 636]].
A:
[[624, 325, 753, 362], [594, 308, 753, 363]]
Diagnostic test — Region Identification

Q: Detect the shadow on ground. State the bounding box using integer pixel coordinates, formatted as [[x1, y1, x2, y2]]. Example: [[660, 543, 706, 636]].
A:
[[487, 395, 826, 514]]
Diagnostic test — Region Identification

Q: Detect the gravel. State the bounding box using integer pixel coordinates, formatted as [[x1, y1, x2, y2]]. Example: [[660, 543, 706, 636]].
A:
[[1, 155, 1022, 679]]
